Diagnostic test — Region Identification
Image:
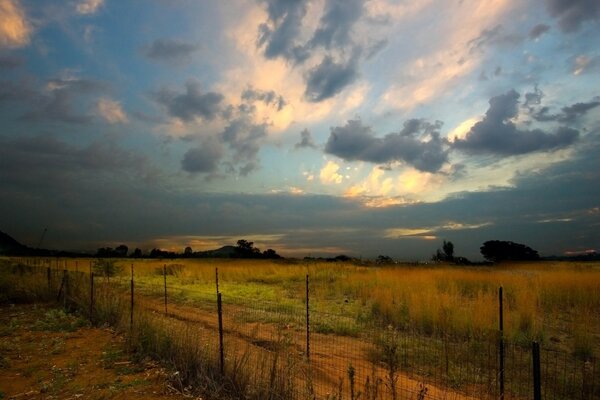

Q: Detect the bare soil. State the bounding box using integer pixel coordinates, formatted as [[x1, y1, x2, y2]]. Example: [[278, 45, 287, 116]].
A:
[[0, 303, 192, 400]]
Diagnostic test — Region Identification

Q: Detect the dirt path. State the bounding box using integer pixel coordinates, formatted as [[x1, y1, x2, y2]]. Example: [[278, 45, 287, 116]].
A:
[[133, 293, 485, 400], [0, 304, 191, 400]]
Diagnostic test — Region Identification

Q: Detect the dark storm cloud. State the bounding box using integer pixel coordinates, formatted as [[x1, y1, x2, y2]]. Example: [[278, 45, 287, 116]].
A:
[[143, 39, 200, 65], [560, 100, 600, 122], [181, 139, 223, 174], [529, 24, 551, 39], [453, 90, 579, 155], [152, 80, 224, 122], [528, 91, 600, 123], [257, 0, 309, 62], [307, 0, 363, 50], [0, 54, 24, 69], [304, 55, 359, 102], [241, 87, 286, 111], [545, 0, 600, 32], [324, 119, 449, 173], [294, 128, 317, 150]]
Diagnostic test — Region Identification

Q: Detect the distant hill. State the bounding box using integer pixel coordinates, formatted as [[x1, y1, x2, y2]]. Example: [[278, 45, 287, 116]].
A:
[[202, 245, 238, 258], [0, 230, 29, 255]]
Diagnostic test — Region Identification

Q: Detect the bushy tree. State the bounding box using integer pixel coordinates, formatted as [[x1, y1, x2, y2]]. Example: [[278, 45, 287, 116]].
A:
[[480, 240, 540, 262]]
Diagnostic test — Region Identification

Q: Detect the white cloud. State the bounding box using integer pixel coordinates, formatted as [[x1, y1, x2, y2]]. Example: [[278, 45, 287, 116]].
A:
[[319, 160, 343, 184], [97, 98, 128, 124], [0, 0, 32, 49], [76, 0, 104, 15]]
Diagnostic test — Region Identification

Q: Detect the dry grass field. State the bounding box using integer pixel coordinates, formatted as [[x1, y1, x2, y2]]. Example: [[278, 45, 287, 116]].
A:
[[1, 257, 599, 399]]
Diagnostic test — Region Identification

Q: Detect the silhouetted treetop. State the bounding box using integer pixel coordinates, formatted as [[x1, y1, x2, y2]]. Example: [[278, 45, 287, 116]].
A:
[[480, 240, 540, 262]]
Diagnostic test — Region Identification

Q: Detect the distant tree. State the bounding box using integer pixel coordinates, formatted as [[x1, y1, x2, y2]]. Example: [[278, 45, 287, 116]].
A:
[[131, 248, 142, 258], [184, 246, 193, 256], [376, 255, 394, 264], [236, 239, 261, 257], [115, 244, 128, 257], [480, 240, 540, 262], [432, 240, 455, 262], [263, 249, 281, 259], [96, 247, 115, 258]]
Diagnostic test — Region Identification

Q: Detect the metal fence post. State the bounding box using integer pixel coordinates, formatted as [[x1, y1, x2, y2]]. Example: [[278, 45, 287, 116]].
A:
[[217, 292, 224, 375], [306, 274, 310, 361], [215, 267, 219, 294], [499, 286, 505, 400], [533, 341, 541, 400], [90, 272, 94, 324], [130, 263, 134, 330], [164, 264, 168, 315]]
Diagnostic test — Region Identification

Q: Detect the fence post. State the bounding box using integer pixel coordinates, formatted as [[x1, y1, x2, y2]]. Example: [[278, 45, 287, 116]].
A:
[[217, 292, 224, 375], [306, 274, 310, 361], [215, 267, 219, 294], [499, 286, 505, 400], [130, 264, 134, 330], [163, 264, 168, 315], [63, 270, 69, 311], [90, 272, 94, 324], [532, 341, 541, 400]]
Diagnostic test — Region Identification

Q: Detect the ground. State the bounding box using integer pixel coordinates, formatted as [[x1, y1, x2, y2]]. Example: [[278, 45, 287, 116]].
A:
[[0, 303, 194, 400]]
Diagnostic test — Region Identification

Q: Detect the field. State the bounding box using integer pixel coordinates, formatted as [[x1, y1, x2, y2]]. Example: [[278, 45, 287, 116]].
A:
[[1, 257, 599, 399]]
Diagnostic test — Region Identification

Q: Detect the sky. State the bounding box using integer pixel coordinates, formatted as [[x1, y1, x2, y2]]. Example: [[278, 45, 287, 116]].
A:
[[0, 0, 599, 260]]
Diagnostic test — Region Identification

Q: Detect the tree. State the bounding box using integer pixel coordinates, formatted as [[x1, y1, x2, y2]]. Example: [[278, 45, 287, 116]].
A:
[[262, 249, 281, 259], [442, 240, 454, 261], [236, 239, 260, 256], [376, 255, 394, 264], [184, 246, 193, 256], [115, 244, 128, 257], [480, 240, 540, 262], [432, 240, 455, 262], [131, 248, 142, 258]]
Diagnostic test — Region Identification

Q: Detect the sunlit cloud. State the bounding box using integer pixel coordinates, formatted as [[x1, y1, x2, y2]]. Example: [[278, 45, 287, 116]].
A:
[[319, 160, 344, 184], [0, 0, 32, 49], [96, 98, 128, 124], [76, 0, 104, 15]]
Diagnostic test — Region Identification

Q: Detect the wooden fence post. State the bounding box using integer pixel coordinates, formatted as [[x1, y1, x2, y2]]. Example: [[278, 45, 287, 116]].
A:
[[217, 292, 224, 375]]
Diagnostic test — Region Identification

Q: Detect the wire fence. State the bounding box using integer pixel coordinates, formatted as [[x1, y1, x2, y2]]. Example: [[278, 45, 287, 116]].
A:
[[3, 258, 599, 400]]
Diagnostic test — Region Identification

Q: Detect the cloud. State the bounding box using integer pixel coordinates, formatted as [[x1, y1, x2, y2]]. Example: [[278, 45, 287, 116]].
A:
[[468, 25, 523, 54], [307, 0, 363, 50], [544, 0, 600, 32], [319, 160, 343, 184], [257, 0, 309, 62], [304, 55, 359, 102], [0, 0, 32, 49], [453, 90, 580, 155], [0, 54, 23, 68], [221, 116, 268, 176], [152, 80, 224, 122], [241, 87, 285, 111], [529, 23, 551, 39], [572, 54, 600, 75], [181, 139, 223, 174], [324, 119, 449, 173], [76, 0, 104, 15], [143, 39, 200, 65], [294, 128, 317, 150], [96, 97, 128, 124], [16, 76, 109, 124], [560, 100, 600, 122]]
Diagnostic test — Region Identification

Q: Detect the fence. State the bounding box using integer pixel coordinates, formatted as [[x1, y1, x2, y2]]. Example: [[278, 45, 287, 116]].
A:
[[2, 257, 599, 400]]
